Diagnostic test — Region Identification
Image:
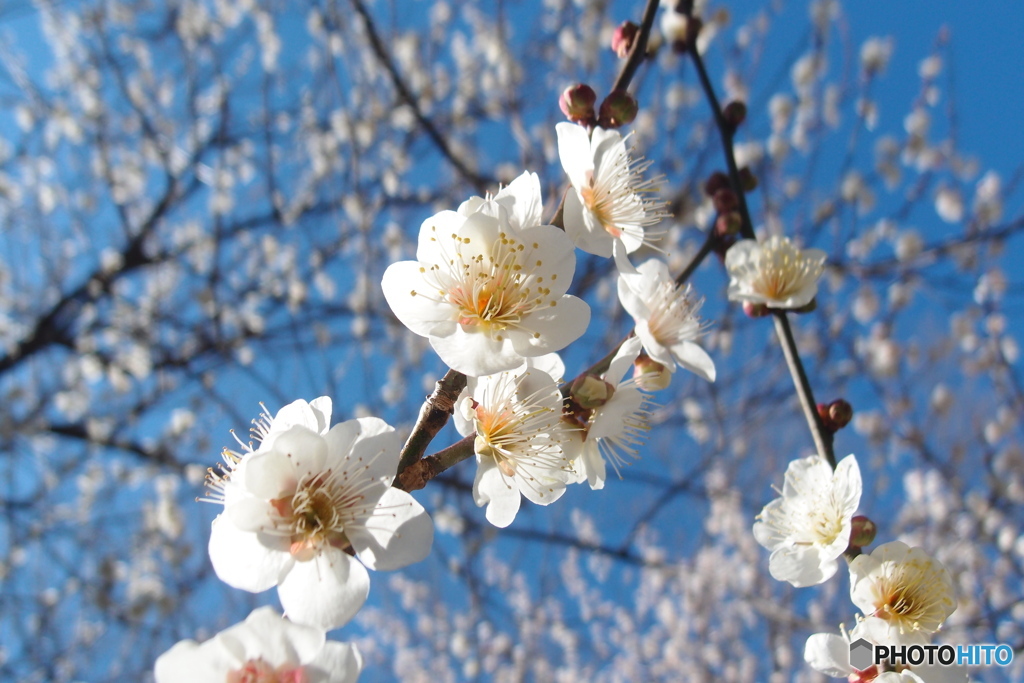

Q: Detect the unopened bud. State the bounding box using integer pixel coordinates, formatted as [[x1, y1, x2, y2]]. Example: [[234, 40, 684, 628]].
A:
[[559, 84, 597, 124], [828, 399, 853, 429], [703, 171, 730, 197], [571, 373, 616, 409], [715, 211, 742, 236], [738, 167, 758, 192], [712, 187, 738, 213], [612, 21, 639, 58], [598, 89, 638, 128], [633, 354, 672, 391], [849, 515, 877, 548], [742, 301, 769, 318], [723, 100, 747, 130]]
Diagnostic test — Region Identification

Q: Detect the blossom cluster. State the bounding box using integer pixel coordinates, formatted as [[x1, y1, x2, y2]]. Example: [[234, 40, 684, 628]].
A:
[[382, 128, 722, 527], [753, 453, 959, 681], [157, 113, 929, 681]]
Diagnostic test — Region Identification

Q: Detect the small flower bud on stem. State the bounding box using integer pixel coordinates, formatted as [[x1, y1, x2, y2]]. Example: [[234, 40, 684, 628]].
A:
[[559, 84, 597, 124], [817, 398, 853, 431], [738, 167, 758, 192], [703, 171, 730, 197], [849, 515, 877, 548], [743, 301, 769, 318], [612, 21, 639, 58], [570, 373, 616, 409], [723, 100, 747, 131], [598, 89, 638, 128]]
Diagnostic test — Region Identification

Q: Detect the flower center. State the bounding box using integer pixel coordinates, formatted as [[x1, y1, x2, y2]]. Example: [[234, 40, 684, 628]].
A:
[[872, 562, 950, 634], [581, 179, 621, 237], [422, 228, 553, 339], [752, 242, 822, 301], [270, 473, 355, 561], [227, 658, 307, 683], [470, 373, 570, 490], [645, 281, 703, 346]]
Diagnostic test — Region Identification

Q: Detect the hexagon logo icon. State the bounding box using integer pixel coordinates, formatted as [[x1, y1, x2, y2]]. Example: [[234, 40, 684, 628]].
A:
[[849, 638, 874, 671]]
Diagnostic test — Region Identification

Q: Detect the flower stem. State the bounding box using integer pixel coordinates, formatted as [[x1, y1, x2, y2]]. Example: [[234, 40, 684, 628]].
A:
[[772, 311, 836, 468], [611, 0, 661, 93], [688, 27, 835, 468]]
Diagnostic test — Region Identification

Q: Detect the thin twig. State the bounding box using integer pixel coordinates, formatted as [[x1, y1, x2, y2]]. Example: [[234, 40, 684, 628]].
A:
[[611, 0, 662, 93], [687, 29, 835, 466], [772, 312, 835, 467], [348, 0, 492, 193]]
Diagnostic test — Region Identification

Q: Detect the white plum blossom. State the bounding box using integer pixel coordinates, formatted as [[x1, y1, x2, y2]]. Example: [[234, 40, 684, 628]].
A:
[[556, 122, 666, 273], [617, 258, 716, 382], [382, 173, 590, 377], [804, 629, 966, 682], [155, 606, 362, 683], [564, 335, 653, 490], [725, 235, 826, 309], [454, 354, 573, 527], [207, 399, 434, 631], [849, 541, 957, 645], [753, 454, 861, 587]]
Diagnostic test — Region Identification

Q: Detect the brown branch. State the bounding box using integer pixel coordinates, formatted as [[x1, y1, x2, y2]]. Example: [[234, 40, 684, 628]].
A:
[[396, 369, 468, 476], [347, 0, 492, 193], [611, 0, 661, 93], [395, 435, 475, 492]]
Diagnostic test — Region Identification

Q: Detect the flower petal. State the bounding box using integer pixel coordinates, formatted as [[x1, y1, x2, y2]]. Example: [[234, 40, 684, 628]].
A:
[[278, 549, 370, 631], [349, 487, 434, 571], [217, 606, 325, 667], [246, 427, 328, 499], [555, 122, 594, 189], [803, 633, 851, 677], [474, 456, 521, 528], [155, 639, 237, 683], [208, 515, 292, 593], [309, 641, 363, 683], [671, 340, 717, 382]]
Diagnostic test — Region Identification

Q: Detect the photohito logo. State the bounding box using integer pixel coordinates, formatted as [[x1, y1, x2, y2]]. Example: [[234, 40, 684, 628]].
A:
[[849, 638, 1014, 669]]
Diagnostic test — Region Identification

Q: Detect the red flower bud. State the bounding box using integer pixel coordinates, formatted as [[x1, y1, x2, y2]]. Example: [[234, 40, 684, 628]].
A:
[[612, 21, 639, 58], [828, 399, 853, 429], [559, 84, 597, 124], [712, 187, 738, 213], [743, 301, 769, 318], [714, 211, 742, 236], [723, 100, 747, 130], [703, 171, 730, 197]]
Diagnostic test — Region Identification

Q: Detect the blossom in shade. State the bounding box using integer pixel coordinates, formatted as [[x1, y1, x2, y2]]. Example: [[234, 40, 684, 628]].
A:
[[564, 335, 653, 490], [454, 354, 573, 528], [617, 258, 715, 381], [382, 172, 590, 377], [556, 122, 666, 273], [154, 606, 361, 683], [849, 540, 957, 645], [753, 454, 862, 587], [207, 399, 433, 631], [724, 235, 826, 309]]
